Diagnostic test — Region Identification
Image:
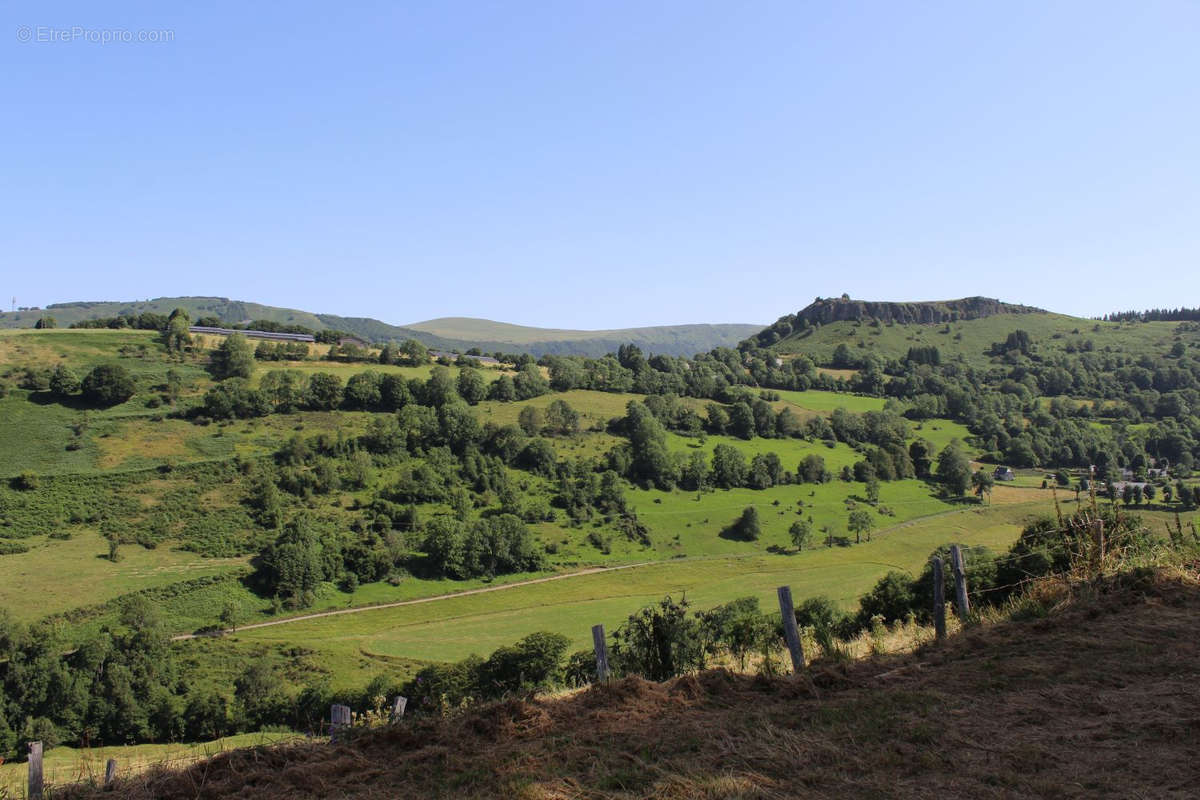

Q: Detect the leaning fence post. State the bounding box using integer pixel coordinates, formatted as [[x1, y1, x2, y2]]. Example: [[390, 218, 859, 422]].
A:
[[28, 740, 43, 800], [105, 758, 118, 787], [931, 556, 946, 641], [389, 696, 407, 722], [776, 586, 805, 673], [949, 544, 970, 619], [330, 704, 351, 742], [591, 624, 609, 682]]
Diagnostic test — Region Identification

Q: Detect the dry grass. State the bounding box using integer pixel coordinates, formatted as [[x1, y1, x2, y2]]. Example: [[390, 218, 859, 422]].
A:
[[59, 564, 1200, 799]]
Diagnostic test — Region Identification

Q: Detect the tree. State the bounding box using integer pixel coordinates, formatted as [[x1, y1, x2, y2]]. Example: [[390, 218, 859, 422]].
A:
[[935, 441, 972, 496], [343, 371, 383, 410], [543, 399, 580, 436], [710, 443, 747, 489], [518, 405, 544, 436], [726, 506, 761, 541], [865, 477, 880, 504], [81, 364, 136, 406], [398, 338, 429, 366], [789, 519, 812, 551], [456, 368, 487, 405], [488, 375, 516, 401], [34, 316, 57, 329], [303, 372, 343, 410], [209, 333, 254, 379], [798, 454, 829, 484], [847, 509, 874, 543], [48, 364, 80, 397], [219, 601, 241, 632], [164, 309, 192, 352], [728, 402, 755, 439], [513, 364, 550, 400], [971, 469, 995, 504]]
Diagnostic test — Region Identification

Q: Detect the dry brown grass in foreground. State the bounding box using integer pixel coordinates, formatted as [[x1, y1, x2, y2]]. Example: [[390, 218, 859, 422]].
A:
[[63, 566, 1200, 799]]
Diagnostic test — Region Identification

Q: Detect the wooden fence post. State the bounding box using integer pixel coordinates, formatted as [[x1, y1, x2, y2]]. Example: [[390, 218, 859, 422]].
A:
[[105, 758, 118, 788], [330, 704, 351, 742], [389, 696, 407, 722], [776, 586, 805, 673], [949, 544, 970, 619], [28, 740, 43, 800], [591, 624, 609, 683], [931, 556, 946, 641]]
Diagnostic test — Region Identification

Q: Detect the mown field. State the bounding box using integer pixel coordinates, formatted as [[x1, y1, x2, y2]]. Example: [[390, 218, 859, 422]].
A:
[[231, 495, 1056, 687]]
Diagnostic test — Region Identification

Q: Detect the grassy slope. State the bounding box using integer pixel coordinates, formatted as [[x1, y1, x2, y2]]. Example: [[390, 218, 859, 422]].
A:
[[60, 567, 1200, 800], [4, 327, 1196, 692], [231, 497, 1048, 687], [774, 311, 1189, 368]]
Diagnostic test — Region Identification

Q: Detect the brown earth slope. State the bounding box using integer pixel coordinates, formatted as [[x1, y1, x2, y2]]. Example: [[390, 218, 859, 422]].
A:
[[68, 569, 1200, 799]]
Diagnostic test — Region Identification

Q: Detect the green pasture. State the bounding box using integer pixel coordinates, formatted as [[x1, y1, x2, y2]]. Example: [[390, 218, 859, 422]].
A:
[[774, 313, 1191, 369], [230, 498, 1051, 685]]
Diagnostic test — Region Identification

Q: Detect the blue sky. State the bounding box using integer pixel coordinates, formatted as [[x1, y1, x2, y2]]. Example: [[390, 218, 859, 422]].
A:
[[3, 1, 1197, 328]]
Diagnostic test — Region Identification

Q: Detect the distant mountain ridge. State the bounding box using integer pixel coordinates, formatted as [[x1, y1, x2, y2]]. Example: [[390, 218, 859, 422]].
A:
[[749, 295, 1044, 348], [0, 297, 761, 358]]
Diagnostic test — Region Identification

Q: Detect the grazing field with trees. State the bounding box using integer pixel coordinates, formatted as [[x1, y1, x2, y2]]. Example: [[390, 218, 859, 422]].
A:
[[0, 296, 1198, 764]]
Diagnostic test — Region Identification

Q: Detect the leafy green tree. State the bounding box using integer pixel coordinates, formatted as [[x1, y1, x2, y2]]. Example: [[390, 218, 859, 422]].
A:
[[726, 506, 761, 541], [798, 454, 830, 483], [847, 509, 874, 543], [728, 402, 755, 439], [81, 364, 136, 406], [488, 374, 516, 401], [49, 364, 80, 397], [710, 443, 747, 489], [456, 368, 487, 405], [865, 477, 881, 504], [164, 309, 192, 352], [344, 371, 383, 409], [789, 519, 812, 551], [543, 399, 580, 436], [34, 316, 57, 329], [209, 333, 254, 379], [935, 441, 972, 496], [398, 338, 429, 366], [513, 363, 550, 400], [260, 370, 305, 413], [303, 372, 343, 410], [971, 469, 995, 504]]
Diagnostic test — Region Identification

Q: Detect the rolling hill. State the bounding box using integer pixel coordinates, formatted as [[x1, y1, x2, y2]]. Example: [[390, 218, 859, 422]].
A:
[[0, 298, 760, 357], [747, 295, 1189, 369]]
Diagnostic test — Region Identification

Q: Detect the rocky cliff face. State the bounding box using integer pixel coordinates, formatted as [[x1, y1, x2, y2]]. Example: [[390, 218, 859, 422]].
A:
[[748, 296, 1043, 348]]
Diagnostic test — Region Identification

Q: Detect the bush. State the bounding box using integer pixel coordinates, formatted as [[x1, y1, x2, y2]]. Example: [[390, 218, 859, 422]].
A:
[[611, 595, 705, 681], [81, 364, 136, 406], [12, 471, 39, 491]]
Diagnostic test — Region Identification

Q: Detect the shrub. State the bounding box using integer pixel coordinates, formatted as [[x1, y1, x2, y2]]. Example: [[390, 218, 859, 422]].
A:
[[81, 364, 136, 406]]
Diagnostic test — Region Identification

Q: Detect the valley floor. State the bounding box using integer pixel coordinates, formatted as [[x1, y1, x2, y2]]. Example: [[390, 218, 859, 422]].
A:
[[63, 567, 1200, 799]]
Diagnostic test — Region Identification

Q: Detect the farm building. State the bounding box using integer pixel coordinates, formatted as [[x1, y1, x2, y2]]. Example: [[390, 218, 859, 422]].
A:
[[993, 466, 1015, 481], [188, 326, 315, 343]]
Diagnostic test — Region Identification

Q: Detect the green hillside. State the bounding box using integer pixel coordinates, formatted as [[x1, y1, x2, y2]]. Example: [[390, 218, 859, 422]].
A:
[[755, 296, 1186, 369], [1, 300, 1197, 767], [0, 298, 760, 357], [408, 316, 761, 355]]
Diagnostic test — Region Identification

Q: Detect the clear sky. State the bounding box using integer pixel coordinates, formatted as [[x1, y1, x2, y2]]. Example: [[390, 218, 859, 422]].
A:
[[3, 1, 1198, 328]]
